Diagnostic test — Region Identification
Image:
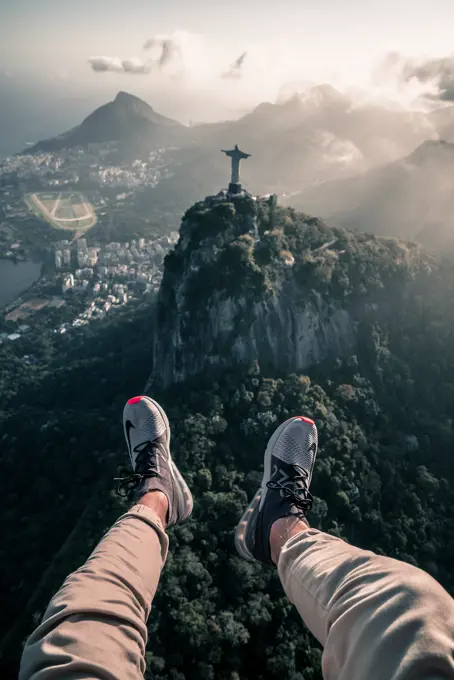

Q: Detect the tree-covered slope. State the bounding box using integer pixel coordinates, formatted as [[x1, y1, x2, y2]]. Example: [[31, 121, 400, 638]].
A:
[[1, 198, 454, 678]]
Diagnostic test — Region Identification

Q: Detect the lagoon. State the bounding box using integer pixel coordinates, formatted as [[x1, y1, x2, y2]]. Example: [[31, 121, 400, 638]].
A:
[[0, 258, 42, 309]]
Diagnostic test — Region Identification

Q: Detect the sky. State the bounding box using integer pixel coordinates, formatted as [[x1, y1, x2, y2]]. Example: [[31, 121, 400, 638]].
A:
[[2, 0, 454, 154]]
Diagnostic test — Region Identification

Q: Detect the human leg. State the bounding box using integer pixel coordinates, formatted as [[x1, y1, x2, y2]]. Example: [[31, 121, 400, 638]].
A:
[[20, 396, 192, 680], [20, 496, 169, 680], [276, 520, 454, 680], [236, 416, 454, 680]]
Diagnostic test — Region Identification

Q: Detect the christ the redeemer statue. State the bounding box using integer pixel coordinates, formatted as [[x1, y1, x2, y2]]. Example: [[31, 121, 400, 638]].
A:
[[222, 144, 251, 189]]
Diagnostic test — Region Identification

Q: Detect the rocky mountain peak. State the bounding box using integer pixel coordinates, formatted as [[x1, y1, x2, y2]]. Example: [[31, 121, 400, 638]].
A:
[[407, 139, 454, 165], [112, 91, 158, 118], [114, 90, 145, 105], [150, 192, 359, 388], [29, 91, 183, 153]]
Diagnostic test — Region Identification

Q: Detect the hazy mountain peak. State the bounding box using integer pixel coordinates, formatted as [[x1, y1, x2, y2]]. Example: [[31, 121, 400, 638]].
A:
[[276, 83, 350, 111], [298, 84, 349, 108], [241, 85, 348, 128], [288, 135, 454, 250], [29, 90, 184, 153], [113, 91, 155, 115], [407, 139, 454, 164], [114, 91, 144, 104]]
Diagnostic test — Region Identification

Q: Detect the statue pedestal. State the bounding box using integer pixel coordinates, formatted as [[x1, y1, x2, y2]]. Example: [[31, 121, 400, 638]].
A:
[[228, 183, 242, 195]]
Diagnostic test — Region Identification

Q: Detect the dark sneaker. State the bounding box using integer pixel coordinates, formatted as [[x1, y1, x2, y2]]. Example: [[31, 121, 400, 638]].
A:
[[235, 416, 318, 564], [117, 395, 193, 526]]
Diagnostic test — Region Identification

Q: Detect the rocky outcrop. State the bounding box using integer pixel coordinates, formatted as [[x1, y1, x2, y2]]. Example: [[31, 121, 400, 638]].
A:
[[149, 192, 357, 388], [153, 288, 355, 387]]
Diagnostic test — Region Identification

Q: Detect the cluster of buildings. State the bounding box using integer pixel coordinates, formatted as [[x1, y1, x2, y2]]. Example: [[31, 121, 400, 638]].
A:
[[0, 140, 185, 351], [0, 228, 179, 344], [54, 232, 178, 331], [0, 146, 172, 192], [0, 324, 30, 345], [57, 292, 128, 332], [92, 152, 171, 189], [0, 151, 79, 185], [0, 188, 30, 223], [55, 238, 98, 270], [0, 233, 25, 259]]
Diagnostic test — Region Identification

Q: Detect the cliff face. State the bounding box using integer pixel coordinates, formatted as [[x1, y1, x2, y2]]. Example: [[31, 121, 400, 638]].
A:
[[154, 284, 354, 388], [151, 192, 360, 388]]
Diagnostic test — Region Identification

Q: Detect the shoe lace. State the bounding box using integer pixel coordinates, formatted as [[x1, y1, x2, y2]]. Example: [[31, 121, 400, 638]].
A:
[[266, 464, 313, 512], [114, 441, 162, 498]]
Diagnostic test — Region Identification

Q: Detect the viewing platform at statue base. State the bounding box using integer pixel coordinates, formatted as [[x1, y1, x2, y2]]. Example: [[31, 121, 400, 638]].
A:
[[228, 182, 243, 195]]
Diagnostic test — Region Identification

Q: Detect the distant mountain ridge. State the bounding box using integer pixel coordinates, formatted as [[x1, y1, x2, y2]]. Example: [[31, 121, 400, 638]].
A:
[[187, 86, 437, 193], [22, 88, 454, 251], [288, 139, 454, 250], [30, 87, 440, 183]]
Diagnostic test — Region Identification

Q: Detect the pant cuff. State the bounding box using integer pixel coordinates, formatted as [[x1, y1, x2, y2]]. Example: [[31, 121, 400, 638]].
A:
[[118, 503, 169, 562]]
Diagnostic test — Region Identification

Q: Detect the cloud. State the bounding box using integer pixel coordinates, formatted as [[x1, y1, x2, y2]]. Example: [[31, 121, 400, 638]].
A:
[[88, 33, 187, 76], [381, 52, 454, 102], [88, 33, 249, 86], [403, 56, 454, 102], [122, 59, 152, 74], [160, 39, 182, 68], [89, 57, 122, 73], [143, 35, 183, 69], [88, 56, 152, 74], [223, 52, 247, 79]]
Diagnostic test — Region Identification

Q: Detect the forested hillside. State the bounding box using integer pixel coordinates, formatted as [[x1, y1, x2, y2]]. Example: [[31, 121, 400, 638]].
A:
[[2, 198, 454, 678]]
